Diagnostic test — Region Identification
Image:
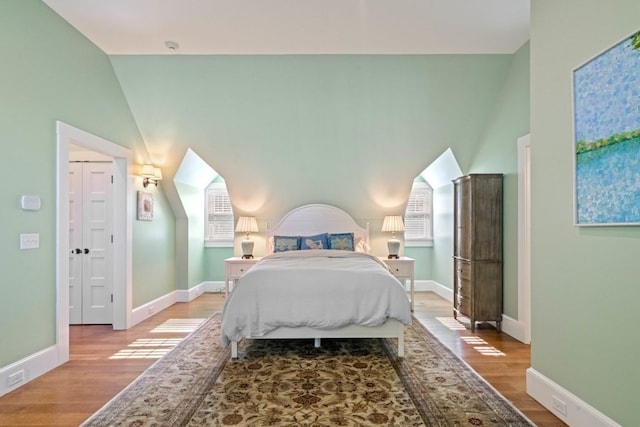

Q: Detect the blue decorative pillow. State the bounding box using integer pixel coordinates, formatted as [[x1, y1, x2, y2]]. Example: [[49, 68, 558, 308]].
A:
[[327, 232, 355, 251], [300, 233, 329, 250], [273, 236, 300, 252]]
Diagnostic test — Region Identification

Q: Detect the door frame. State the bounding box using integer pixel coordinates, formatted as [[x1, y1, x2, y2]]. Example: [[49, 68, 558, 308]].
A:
[[56, 122, 133, 361], [517, 133, 532, 344]]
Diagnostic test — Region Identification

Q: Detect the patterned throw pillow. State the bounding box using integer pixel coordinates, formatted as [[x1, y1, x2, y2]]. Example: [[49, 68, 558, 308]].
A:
[[327, 232, 355, 251], [273, 236, 300, 252], [299, 233, 329, 250]]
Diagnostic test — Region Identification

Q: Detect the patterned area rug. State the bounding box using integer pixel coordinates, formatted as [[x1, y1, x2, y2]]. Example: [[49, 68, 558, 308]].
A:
[[82, 314, 535, 426]]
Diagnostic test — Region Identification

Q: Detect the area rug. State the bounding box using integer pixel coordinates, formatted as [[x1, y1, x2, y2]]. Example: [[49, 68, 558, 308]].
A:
[[82, 314, 535, 426]]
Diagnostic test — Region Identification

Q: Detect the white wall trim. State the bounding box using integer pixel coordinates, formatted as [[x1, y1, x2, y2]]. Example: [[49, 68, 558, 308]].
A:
[[517, 134, 532, 344], [417, 280, 454, 301], [131, 292, 177, 326], [176, 283, 207, 302], [130, 283, 217, 326], [501, 314, 528, 343], [527, 368, 620, 427], [0, 346, 59, 397], [204, 281, 226, 293]]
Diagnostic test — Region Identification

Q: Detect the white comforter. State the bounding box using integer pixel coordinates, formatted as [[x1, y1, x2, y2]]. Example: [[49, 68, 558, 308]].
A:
[[220, 250, 412, 347]]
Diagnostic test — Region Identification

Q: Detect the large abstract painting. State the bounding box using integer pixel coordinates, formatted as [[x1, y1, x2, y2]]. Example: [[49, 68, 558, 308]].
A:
[[573, 31, 640, 225]]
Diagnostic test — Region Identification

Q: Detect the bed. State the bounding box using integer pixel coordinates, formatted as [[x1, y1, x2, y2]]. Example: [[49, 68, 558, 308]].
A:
[[220, 204, 412, 358]]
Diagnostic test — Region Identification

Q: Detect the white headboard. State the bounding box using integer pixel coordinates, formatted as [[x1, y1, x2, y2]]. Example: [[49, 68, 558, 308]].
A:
[[266, 204, 369, 250]]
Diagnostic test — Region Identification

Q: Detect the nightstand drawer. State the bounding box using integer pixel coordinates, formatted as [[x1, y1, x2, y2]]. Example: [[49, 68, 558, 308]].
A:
[[385, 262, 412, 277], [227, 263, 255, 278]]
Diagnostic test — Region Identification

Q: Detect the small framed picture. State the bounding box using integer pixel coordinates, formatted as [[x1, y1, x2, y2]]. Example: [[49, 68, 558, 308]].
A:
[[137, 191, 154, 221]]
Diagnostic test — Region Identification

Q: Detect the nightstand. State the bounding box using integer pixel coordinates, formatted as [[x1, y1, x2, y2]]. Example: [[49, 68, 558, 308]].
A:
[[379, 256, 415, 311], [224, 257, 261, 296]]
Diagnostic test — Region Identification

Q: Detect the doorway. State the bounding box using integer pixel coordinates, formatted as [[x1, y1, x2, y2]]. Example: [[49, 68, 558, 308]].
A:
[[56, 122, 132, 363], [69, 159, 113, 324]]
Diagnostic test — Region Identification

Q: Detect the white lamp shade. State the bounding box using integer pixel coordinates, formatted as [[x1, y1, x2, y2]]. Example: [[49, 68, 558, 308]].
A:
[[381, 216, 405, 233], [140, 164, 155, 178], [235, 216, 259, 234], [153, 167, 163, 180]]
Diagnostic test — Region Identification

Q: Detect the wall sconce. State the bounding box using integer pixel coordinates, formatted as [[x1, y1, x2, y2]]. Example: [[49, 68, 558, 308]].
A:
[[140, 164, 163, 188], [381, 215, 405, 259], [235, 216, 259, 259]]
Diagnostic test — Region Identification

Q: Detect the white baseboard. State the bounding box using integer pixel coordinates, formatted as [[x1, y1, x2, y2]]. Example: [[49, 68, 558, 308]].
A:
[[203, 281, 225, 293], [131, 291, 178, 326], [176, 283, 206, 302], [0, 345, 62, 397], [501, 314, 528, 344], [415, 280, 453, 301], [526, 368, 620, 427]]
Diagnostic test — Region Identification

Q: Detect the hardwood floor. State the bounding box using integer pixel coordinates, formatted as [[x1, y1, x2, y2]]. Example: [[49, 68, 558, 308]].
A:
[[0, 292, 565, 426]]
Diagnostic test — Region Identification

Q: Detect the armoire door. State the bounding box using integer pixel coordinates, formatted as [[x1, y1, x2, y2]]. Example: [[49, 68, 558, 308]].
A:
[[69, 161, 113, 325]]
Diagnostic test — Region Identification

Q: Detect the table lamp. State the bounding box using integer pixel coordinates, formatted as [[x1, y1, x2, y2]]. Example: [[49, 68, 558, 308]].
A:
[[381, 215, 405, 259], [235, 216, 259, 259]]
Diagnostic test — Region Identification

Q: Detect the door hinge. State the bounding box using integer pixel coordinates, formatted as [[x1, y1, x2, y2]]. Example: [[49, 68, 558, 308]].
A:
[[111, 234, 113, 243], [111, 175, 113, 184], [111, 294, 113, 303]]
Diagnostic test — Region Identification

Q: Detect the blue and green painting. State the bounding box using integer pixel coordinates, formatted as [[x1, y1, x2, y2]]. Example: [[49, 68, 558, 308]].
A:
[[574, 31, 640, 224]]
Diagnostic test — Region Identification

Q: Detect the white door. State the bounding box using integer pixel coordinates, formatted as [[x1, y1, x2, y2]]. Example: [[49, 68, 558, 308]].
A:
[[69, 161, 113, 324]]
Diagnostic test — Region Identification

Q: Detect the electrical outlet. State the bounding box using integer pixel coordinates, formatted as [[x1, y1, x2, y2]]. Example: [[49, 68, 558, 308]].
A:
[[8, 370, 25, 386], [552, 395, 567, 416]]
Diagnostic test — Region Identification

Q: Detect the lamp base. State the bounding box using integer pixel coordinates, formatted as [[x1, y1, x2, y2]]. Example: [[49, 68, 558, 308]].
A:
[[387, 238, 400, 259], [241, 238, 255, 259]]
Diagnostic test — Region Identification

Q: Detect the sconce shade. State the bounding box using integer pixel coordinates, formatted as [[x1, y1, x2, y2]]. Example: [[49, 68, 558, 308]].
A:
[[141, 164, 155, 178], [382, 215, 405, 259], [153, 167, 163, 181], [236, 216, 259, 259], [140, 164, 163, 188]]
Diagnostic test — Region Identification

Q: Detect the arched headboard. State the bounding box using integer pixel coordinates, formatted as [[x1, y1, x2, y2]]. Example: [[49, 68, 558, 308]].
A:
[[266, 204, 369, 252]]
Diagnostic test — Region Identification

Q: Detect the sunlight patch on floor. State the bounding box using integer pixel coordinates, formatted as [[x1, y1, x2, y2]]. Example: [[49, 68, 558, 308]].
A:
[[435, 317, 467, 330], [109, 348, 173, 359], [461, 336, 488, 345], [473, 346, 506, 356], [109, 337, 185, 359], [150, 318, 206, 333], [129, 338, 184, 347], [461, 336, 506, 356]]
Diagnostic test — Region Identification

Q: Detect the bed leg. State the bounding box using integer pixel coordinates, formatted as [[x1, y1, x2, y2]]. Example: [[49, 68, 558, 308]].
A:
[[314, 338, 321, 348], [231, 341, 238, 359], [397, 327, 405, 358]]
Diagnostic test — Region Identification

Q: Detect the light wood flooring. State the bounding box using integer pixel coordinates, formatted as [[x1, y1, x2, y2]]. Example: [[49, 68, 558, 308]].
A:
[[0, 292, 565, 426]]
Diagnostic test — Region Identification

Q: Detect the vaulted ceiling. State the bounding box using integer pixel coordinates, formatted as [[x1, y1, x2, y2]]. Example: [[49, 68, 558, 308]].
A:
[[42, 0, 529, 55], [42, 1, 530, 220]]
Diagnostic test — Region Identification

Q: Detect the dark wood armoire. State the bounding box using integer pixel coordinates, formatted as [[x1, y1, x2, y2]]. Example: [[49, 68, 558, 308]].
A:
[[452, 174, 503, 332]]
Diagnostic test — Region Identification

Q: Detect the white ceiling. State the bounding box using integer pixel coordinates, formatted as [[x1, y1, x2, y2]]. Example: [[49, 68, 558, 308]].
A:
[[42, 0, 530, 55]]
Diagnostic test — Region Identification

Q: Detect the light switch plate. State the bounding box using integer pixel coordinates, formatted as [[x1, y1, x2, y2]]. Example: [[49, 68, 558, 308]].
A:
[[20, 233, 39, 249], [21, 195, 41, 211]]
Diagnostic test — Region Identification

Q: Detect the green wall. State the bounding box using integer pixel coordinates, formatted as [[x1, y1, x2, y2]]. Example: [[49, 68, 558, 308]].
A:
[[0, 1, 176, 368], [174, 182, 206, 288], [132, 186, 176, 307], [467, 42, 531, 318], [530, 1, 639, 424], [430, 42, 530, 321]]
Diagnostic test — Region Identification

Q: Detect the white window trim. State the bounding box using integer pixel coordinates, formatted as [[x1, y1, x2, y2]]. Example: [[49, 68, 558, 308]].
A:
[[404, 181, 433, 247], [204, 182, 234, 247]]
